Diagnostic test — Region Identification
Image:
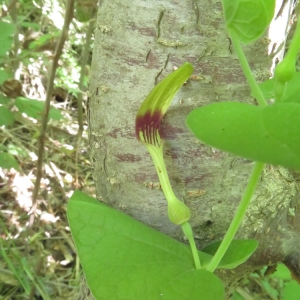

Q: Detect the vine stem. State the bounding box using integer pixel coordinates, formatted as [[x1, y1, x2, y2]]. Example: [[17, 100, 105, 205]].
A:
[[206, 30, 268, 273], [285, 17, 300, 62], [206, 161, 265, 273], [229, 29, 267, 107]]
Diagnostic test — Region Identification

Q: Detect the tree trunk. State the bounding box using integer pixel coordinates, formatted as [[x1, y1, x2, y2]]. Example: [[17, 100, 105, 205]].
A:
[[87, 0, 299, 297]]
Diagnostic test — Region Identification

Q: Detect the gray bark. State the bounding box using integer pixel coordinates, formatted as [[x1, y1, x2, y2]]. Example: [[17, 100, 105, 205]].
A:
[[87, 0, 299, 298]]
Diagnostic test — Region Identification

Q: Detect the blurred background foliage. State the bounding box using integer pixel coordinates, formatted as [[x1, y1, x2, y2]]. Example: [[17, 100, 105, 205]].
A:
[[0, 0, 96, 299], [0, 0, 299, 299]]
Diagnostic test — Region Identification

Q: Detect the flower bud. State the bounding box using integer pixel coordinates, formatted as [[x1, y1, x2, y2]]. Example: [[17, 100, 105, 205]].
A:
[[275, 57, 295, 83], [168, 198, 191, 225]]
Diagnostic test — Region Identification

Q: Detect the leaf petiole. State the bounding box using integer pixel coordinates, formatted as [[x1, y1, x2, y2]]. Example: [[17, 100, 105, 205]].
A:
[[205, 29, 268, 273], [206, 162, 264, 272], [229, 29, 267, 107]]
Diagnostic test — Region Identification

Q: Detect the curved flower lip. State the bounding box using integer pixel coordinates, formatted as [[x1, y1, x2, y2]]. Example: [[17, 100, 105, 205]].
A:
[[135, 62, 194, 146]]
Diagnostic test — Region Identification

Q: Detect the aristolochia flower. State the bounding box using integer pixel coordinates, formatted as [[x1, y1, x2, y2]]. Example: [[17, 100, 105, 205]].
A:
[[135, 63, 193, 225]]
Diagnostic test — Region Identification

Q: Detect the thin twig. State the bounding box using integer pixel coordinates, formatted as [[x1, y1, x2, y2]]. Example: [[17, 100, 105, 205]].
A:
[[29, 0, 75, 226]]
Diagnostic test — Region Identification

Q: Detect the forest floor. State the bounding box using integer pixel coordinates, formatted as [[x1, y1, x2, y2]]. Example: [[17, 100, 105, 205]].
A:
[[0, 97, 95, 299]]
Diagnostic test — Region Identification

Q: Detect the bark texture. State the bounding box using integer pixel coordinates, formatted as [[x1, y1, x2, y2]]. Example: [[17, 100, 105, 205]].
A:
[[88, 0, 300, 297]]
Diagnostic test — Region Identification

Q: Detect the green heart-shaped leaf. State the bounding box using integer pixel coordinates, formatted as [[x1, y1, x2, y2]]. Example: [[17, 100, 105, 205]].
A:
[[186, 102, 300, 171], [223, 0, 275, 44], [67, 191, 224, 300], [202, 239, 258, 269]]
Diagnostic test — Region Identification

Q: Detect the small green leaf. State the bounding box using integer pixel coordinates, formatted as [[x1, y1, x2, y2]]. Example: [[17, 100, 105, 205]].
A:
[[282, 281, 300, 300], [259, 73, 300, 103], [0, 152, 19, 170], [0, 106, 14, 126], [28, 32, 60, 50], [270, 264, 292, 280], [186, 102, 300, 171], [49, 106, 62, 121], [0, 69, 9, 85], [0, 21, 15, 56], [67, 191, 224, 300], [8, 144, 28, 158], [15, 97, 62, 121], [223, 0, 276, 44], [201, 240, 258, 269]]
